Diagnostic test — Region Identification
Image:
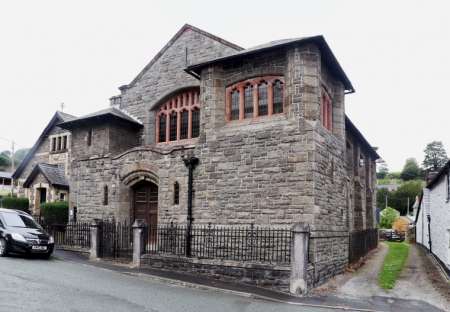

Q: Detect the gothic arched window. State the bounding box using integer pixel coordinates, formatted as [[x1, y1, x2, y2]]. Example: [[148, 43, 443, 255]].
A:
[[258, 81, 268, 116], [230, 89, 240, 121], [244, 84, 253, 118], [273, 80, 283, 114], [156, 88, 200, 143]]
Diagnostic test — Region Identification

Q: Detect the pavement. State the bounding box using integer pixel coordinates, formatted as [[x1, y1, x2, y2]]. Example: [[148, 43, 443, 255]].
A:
[[0, 248, 446, 312]]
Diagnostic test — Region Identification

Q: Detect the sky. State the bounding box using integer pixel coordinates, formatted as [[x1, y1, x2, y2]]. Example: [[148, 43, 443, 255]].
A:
[[0, 0, 449, 171]]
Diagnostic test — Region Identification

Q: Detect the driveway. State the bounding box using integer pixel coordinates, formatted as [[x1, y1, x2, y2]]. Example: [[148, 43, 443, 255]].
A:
[[0, 253, 350, 312], [313, 243, 450, 312]]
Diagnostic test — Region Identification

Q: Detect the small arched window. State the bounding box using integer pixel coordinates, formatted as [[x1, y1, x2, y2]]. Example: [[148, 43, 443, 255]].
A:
[[156, 88, 200, 143], [258, 82, 268, 116], [173, 182, 180, 205], [244, 84, 253, 118], [273, 80, 283, 114], [230, 89, 240, 120], [226, 76, 284, 121], [103, 185, 108, 206]]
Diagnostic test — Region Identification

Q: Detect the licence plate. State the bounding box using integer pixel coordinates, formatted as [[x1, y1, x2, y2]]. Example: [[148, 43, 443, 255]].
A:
[[32, 246, 47, 251]]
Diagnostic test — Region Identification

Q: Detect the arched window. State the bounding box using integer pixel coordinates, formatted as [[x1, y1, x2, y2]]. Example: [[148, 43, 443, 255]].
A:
[[226, 76, 284, 121], [258, 82, 268, 116], [173, 182, 180, 205], [180, 110, 189, 140], [244, 84, 253, 118], [156, 88, 201, 143], [169, 111, 177, 141], [158, 114, 166, 142], [192, 108, 200, 138], [230, 89, 240, 120], [273, 80, 283, 114]]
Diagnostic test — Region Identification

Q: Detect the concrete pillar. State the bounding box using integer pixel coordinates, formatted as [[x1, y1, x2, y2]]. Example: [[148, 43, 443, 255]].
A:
[[132, 219, 147, 267], [290, 222, 310, 295], [89, 219, 101, 260]]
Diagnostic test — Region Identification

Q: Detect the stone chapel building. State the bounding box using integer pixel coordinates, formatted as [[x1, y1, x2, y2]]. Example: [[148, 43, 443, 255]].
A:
[[13, 25, 378, 282]]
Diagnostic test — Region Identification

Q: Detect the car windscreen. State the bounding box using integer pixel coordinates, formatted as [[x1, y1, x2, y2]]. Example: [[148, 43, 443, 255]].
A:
[[1, 212, 40, 229]]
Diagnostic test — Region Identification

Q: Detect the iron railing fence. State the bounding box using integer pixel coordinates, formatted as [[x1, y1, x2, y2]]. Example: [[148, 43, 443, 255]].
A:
[[98, 221, 133, 260], [144, 223, 292, 264], [35, 217, 91, 250], [348, 229, 378, 264]]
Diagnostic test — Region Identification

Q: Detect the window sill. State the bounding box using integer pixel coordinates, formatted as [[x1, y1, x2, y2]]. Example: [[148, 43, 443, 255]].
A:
[[226, 113, 287, 126], [156, 138, 199, 147], [50, 149, 68, 155]]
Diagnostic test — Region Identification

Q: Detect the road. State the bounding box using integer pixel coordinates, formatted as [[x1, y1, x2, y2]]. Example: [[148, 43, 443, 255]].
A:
[[0, 254, 345, 312]]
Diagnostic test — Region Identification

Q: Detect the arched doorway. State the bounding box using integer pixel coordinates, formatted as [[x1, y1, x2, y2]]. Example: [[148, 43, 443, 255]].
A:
[[132, 180, 158, 229]]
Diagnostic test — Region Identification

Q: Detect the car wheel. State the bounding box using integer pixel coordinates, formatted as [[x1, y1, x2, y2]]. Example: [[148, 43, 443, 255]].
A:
[[41, 251, 52, 260], [0, 238, 8, 257]]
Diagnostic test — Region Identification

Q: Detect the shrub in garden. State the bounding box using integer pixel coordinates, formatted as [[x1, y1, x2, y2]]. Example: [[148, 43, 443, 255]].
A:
[[40, 201, 69, 224], [0, 195, 29, 213]]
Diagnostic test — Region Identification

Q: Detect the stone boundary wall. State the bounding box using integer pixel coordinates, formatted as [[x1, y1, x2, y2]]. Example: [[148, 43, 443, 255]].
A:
[[141, 254, 291, 292]]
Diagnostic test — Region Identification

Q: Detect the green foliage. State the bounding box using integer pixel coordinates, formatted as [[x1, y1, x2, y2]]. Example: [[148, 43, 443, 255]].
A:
[[378, 242, 410, 289], [422, 141, 448, 173], [400, 158, 421, 181], [377, 161, 389, 179], [376, 188, 390, 209], [386, 172, 401, 179], [0, 148, 30, 170], [390, 180, 423, 215], [380, 207, 400, 229], [0, 153, 11, 168], [40, 201, 69, 224], [0, 195, 29, 212]]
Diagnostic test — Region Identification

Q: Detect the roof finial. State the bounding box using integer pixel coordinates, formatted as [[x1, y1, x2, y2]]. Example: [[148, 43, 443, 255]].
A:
[[60, 102, 65, 112]]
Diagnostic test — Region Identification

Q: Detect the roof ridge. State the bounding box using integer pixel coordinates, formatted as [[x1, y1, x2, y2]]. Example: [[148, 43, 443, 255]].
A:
[[125, 24, 243, 89]]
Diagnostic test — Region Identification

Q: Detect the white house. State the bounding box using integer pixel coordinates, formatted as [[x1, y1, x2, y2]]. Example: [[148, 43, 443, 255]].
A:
[[415, 162, 450, 273]]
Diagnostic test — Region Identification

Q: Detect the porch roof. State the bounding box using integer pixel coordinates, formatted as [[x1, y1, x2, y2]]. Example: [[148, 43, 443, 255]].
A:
[[23, 163, 69, 189]]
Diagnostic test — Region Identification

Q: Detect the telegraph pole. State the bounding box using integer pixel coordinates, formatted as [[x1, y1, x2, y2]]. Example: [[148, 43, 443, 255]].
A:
[[10, 141, 15, 196]]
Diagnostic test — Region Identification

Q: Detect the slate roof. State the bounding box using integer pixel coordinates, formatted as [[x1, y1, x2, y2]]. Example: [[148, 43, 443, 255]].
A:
[[58, 107, 143, 130], [23, 163, 68, 189], [186, 35, 354, 92], [12, 111, 76, 179]]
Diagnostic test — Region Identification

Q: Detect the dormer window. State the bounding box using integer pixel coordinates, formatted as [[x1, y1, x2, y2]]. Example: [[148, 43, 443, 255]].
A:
[[156, 88, 200, 143], [226, 76, 284, 121]]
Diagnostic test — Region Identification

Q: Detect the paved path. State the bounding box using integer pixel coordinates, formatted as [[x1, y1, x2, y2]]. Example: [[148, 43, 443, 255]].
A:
[[314, 243, 450, 312], [0, 254, 349, 312]]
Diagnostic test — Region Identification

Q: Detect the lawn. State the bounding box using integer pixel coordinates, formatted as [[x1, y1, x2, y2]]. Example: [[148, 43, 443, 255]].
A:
[[378, 242, 410, 289]]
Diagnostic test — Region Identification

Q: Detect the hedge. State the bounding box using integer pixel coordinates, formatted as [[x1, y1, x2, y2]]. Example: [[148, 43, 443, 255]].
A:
[[40, 201, 69, 225], [0, 195, 29, 212]]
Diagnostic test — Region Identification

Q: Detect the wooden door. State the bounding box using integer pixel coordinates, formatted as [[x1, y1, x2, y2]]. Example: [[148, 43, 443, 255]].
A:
[[133, 181, 158, 233]]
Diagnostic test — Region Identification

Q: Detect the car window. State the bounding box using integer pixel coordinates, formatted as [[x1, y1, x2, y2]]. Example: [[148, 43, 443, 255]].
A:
[[2, 212, 40, 229], [0, 218, 4, 228]]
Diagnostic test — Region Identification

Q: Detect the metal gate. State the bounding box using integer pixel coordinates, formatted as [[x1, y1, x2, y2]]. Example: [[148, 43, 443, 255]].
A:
[[98, 221, 133, 260]]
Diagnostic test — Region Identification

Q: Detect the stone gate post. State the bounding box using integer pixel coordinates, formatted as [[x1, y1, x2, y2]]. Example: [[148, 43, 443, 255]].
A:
[[132, 219, 147, 267], [290, 222, 310, 295], [89, 219, 101, 260]]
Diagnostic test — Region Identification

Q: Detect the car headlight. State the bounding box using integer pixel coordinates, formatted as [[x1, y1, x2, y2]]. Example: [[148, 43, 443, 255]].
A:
[[11, 233, 27, 243], [49, 236, 54, 244]]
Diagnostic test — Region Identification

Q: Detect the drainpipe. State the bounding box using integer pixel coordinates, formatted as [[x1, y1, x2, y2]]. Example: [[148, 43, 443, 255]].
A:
[[183, 156, 199, 257], [427, 214, 432, 253]]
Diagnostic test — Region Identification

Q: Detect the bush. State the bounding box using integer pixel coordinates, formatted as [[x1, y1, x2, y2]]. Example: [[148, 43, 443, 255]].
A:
[[0, 195, 29, 212], [380, 207, 400, 229], [40, 201, 68, 224]]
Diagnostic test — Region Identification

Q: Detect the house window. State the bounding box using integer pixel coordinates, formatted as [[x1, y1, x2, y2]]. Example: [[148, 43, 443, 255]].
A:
[[226, 76, 284, 121], [59, 193, 66, 201], [87, 129, 93, 146], [57, 136, 62, 151], [62, 136, 67, 150], [258, 82, 268, 116], [51, 135, 69, 152], [51, 138, 56, 152], [273, 80, 284, 114], [103, 185, 108, 206], [244, 84, 253, 118], [230, 89, 240, 120], [169, 112, 177, 141], [180, 110, 189, 140], [156, 88, 201, 143], [173, 182, 180, 205], [321, 87, 333, 131]]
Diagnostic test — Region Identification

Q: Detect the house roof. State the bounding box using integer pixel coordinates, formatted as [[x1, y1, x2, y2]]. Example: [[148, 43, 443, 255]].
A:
[[345, 116, 380, 160], [186, 35, 354, 93], [0, 171, 12, 179], [12, 111, 76, 179], [58, 107, 143, 130], [124, 24, 243, 89], [425, 159, 450, 189], [23, 163, 68, 189]]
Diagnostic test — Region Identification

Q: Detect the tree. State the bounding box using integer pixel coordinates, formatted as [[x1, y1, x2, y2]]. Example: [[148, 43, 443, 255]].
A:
[[0, 148, 29, 170], [377, 161, 389, 179], [400, 158, 421, 181], [422, 141, 448, 173], [389, 180, 423, 215], [380, 207, 400, 229], [376, 187, 390, 209]]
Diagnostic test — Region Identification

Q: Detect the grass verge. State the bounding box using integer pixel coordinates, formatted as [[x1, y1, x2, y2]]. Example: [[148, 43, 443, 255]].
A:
[[378, 242, 410, 289]]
